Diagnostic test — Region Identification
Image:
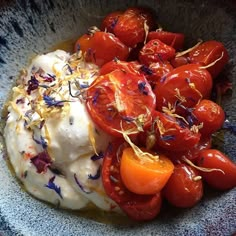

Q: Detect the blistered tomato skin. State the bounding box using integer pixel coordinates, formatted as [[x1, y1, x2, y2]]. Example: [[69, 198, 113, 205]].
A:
[[192, 99, 225, 137], [100, 10, 123, 33], [164, 164, 203, 208], [153, 64, 213, 114], [139, 39, 176, 65], [189, 40, 229, 78], [113, 7, 155, 48], [147, 31, 185, 51], [140, 61, 173, 87], [197, 149, 236, 190], [74, 31, 129, 67], [151, 111, 201, 152]]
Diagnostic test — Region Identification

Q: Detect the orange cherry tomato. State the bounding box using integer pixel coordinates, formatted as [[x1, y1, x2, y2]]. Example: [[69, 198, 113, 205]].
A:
[[74, 31, 129, 67], [100, 10, 123, 33], [120, 147, 174, 195], [102, 140, 162, 221], [197, 149, 236, 190], [192, 99, 225, 137], [188, 40, 229, 78], [147, 31, 185, 51], [139, 39, 176, 65], [164, 163, 203, 208]]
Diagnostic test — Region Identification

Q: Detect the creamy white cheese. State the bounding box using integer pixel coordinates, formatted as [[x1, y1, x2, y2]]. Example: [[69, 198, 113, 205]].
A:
[[4, 50, 120, 212]]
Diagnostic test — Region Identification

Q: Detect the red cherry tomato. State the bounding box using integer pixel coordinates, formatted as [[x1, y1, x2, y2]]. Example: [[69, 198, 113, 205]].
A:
[[197, 149, 236, 190], [99, 60, 141, 76], [100, 10, 123, 33], [74, 31, 129, 66], [86, 70, 156, 137], [139, 39, 176, 65], [192, 99, 225, 137], [154, 137, 212, 164], [188, 40, 229, 78], [139, 61, 173, 87], [113, 7, 156, 48], [151, 111, 201, 152], [153, 64, 213, 114], [102, 140, 162, 221], [164, 163, 203, 208], [147, 31, 185, 51]]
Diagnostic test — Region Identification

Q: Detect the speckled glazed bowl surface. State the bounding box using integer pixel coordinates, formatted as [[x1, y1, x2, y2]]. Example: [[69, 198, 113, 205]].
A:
[[0, 0, 236, 235]]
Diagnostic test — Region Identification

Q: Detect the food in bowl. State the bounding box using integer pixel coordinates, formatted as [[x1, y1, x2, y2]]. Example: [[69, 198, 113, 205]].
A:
[[3, 6, 236, 221]]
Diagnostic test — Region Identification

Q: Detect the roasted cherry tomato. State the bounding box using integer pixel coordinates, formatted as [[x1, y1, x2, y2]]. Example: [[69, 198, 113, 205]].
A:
[[74, 31, 129, 66], [164, 163, 203, 208], [197, 149, 236, 190], [120, 147, 174, 195], [113, 7, 156, 48], [86, 70, 156, 137], [100, 10, 123, 33], [153, 64, 213, 114], [139, 39, 176, 65], [189, 40, 229, 78], [102, 140, 162, 221], [151, 137, 212, 164], [99, 60, 141, 75], [139, 61, 173, 87], [150, 111, 201, 152], [147, 30, 185, 51], [192, 99, 225, 137]]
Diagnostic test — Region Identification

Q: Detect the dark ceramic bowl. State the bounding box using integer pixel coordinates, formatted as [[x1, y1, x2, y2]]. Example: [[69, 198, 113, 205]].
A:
[[0, 0, 235, 235]]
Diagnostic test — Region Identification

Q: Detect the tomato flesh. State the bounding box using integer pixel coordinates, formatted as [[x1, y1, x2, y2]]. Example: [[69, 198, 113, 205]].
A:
[[120, 147, 174, 195], [86, 70, 156, 137]]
